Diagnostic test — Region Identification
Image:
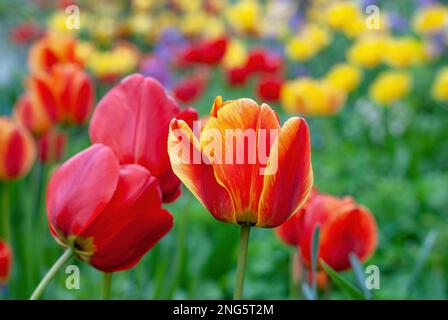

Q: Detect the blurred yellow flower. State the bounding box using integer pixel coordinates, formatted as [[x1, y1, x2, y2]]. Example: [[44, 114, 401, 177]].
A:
[[222, 39, 247, 69], [383, 37, 426, 68], [369, 71, 411, 105], [286, 24, 330, 61], [325, 63, 362, 93], [127, 13, 152, 35], [281, 78, 346, 116], [180, 11, 210, 37], [432, 67, 448, 101], [226, 0, 261, 34], [87, 43, 139, 81], [325, 1, 361, 32], [413, 5, 448, 35], [91, 17, 118, 44], [174, 0, 202, 12], [348, 35, 386, 68], [47, 10, 85, 35]]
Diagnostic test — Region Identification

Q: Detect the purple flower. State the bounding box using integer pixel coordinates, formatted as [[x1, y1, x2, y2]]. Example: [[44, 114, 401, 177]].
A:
[[388, 13, 408, 33], [139, 55, 173, 87]]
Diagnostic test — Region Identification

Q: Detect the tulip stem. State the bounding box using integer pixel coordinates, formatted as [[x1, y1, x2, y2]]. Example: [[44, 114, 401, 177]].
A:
[[234, 224, 251, 300], [102, 272, 113, 300], [30, 248, 74, 300], [0, 182, 10, 241]]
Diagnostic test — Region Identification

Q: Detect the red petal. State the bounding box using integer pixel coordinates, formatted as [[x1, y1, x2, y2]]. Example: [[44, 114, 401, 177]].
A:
[[89, 74, 198, 202], [46, 144, 120, 237], [320, 206, 378, 271], [82, 164, 173, 272], [258, 117, 313, 227]]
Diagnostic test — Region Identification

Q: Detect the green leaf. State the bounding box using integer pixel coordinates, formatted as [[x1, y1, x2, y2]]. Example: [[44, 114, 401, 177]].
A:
[[320, 260, 366, 300], [349, 253, 373, 300], [405, 230, 438, 297]]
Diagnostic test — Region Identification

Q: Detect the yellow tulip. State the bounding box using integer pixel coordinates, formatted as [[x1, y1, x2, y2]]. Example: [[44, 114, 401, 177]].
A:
[[432, 67, 448, 101], [369, 71, 411, 105], [325, 63, 362, 93]]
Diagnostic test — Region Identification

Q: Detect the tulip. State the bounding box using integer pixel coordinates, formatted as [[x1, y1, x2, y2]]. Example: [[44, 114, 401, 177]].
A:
[[173, 71, 208, 104], [256, 76, 283, 102], [31, 144, 173, 299], [246, 49, 282, 75], [225, 65, 251, 87], [168, 96, 313, 298], [0, 240, 12, 285], [37, 129, 67, 164], [0, 117, 36, 181], [90, 74, 198, 203], [369, 70, 411, 105], [13, 92, 52, 137], [296, 193, 378, 272], [179, 37, 228, 66], [280, 78, 346, 116], [432, 67, 448, 101], [29, 63, 95, 126], [28, 34, 83, 74]]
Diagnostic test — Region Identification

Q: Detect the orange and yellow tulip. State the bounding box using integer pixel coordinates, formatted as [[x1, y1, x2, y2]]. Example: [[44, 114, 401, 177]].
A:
[[28, 34, 83, 74], [29, 63, 95, 126], [13, 92, 52, 137], [168, 96, 313, 228], [0, 117, 36, 180]]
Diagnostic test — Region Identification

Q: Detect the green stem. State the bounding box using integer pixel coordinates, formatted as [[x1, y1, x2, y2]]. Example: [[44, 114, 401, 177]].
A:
[[1, 182, 10, 241], [102, 272, 113, 300], [30, 248, 73, 300], [234, 224, 251, 300], [289, 250, 299, 299]]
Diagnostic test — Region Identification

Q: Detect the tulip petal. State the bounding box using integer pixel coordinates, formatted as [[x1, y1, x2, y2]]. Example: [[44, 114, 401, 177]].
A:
[[81, 164, 173, 272], [46, 144, 120, 236], [89, 74, 198, 202], [258, 117, 313, 227], [202, 99, 280, 224], [319, 206, 378, 271], [168, 119, 235, 223]]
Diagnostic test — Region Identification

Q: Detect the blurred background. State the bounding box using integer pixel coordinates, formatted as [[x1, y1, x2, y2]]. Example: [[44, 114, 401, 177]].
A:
[[0, 0, 448, 299]]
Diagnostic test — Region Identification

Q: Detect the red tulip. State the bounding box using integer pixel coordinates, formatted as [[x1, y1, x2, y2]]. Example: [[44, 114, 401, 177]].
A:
[[297, 193, 378, 271], [0, 240, 12, 284], [168, 96, 313, 227], [37, 129, 67, 164], [246, 49, 283, 74], [0, 117, 36, 180], [179, 37, 228, 66], [89, 74, 198, 203], [276, 189, 317, 246], [225, 65, 251, 87], [173, 72, 208, 104], [13, 92, 52, 137], [29, 63, 95, 126], [46, 144, 173, 272], [256, 76, 284, 102]]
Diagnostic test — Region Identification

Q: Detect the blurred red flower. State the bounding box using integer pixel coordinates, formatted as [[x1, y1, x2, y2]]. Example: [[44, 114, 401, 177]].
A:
[[0, 117, 36, 180], [46, 144, 173, 272], [0, 240, 12, 284], [246, 49, 283, 74], [225, 65, 251, 87], [89, 74, 198, 203], [257, 76, 284, 102], [296, 193, 378, 271], [173, 71, 208, 103], [10, 22, 43, 45], [29, 63, 95, 126], [37, 129, 66, 164], [179, 37, 228, 66]]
